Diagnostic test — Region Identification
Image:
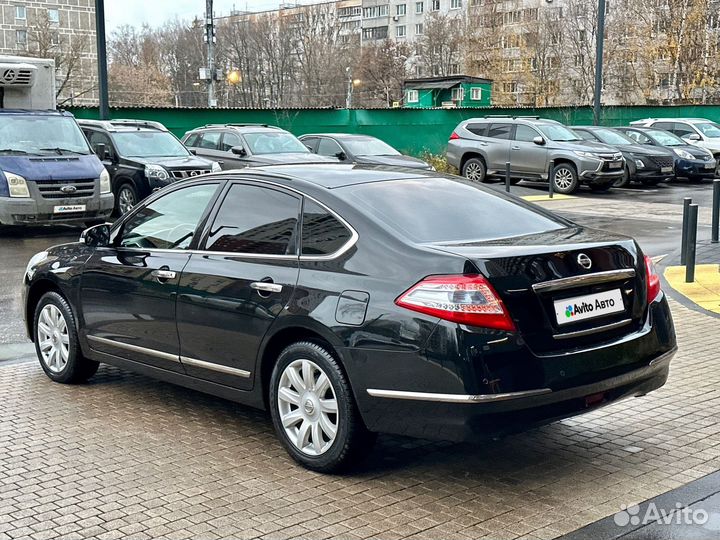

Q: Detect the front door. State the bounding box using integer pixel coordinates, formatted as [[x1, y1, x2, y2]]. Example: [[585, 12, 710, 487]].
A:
[[218, 131, 249, 169], [510, 124, 548, 178], [176, 182, 301, 390], [80, 182, 221, 373]]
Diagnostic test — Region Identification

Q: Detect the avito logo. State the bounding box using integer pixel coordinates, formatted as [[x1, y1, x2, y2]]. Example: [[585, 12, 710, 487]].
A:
[[565, 297, 616, 319]]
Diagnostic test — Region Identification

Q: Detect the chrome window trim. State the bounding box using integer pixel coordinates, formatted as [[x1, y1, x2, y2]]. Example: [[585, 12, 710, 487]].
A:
[[366, 387, 552, 403], [553, 318, 632, 340], [532, 268, 636, 293], [87, 335, 180, 363], [180, 356, 251, 378]]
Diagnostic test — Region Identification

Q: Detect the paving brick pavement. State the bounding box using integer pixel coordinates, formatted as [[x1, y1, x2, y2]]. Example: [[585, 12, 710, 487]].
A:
[[0, 298, 719, 540]]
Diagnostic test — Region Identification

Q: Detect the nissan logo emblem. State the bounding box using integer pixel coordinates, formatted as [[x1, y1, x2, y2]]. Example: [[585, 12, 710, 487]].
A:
[[577, 253, 592, 270], [60, 185, 77, 194]]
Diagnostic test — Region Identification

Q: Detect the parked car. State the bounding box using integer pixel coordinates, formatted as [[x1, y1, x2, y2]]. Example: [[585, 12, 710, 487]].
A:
[[446, 117, 624, 194], [571, 126, 675, 187], [182, 124, 336, 169], [0, 110, 113, 228], [24, 164, 676, 472], [299, 133, 432, 170], [616, 126, 717, 182], [78, 119, 220, 215], [630, 118, 720, 177]]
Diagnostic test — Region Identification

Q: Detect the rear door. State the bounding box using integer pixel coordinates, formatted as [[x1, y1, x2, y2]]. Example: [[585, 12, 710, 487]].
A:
[[485, 122, 513, 172], [510, 124, 548, 177], [176, 181, 301, 390]]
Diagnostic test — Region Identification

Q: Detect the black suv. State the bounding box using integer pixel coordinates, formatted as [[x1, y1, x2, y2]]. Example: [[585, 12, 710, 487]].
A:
[[78, 119, 220, 215], [181, 124, 336, 169]]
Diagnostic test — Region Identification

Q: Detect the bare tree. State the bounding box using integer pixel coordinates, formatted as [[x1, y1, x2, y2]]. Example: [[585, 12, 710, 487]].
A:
[[354, 39, 411, 107], [417, 12, 464, 77]]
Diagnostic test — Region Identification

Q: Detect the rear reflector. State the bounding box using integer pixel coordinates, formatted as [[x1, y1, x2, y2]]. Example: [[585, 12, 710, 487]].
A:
[[449, 132, 460, 140], [644, 255, 661, 303], [395, 274, 516, 331]]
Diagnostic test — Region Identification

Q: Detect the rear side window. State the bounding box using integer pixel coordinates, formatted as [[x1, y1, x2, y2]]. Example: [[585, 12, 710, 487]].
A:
[[487, 123, 512, 140], [205, 184, 300, 255], [302, 199, 352, 256], [466, 123, 487, 136], [341, 177, 564, 243]]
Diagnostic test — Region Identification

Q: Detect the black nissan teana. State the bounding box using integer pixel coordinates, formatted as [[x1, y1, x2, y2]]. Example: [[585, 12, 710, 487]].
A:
[[23, 164, 676, 472]]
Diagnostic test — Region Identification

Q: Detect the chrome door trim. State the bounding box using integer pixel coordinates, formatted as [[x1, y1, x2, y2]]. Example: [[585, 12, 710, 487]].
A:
[[180, 356, 251, 378], [553, 318, 632, 340], [366, 387, 552, 403], [86, 335, 180, 363], [532, 269, 636, 293]]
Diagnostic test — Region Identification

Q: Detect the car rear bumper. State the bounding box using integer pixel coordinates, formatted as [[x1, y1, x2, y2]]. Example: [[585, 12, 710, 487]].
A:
[[0, 193, 114, 225]]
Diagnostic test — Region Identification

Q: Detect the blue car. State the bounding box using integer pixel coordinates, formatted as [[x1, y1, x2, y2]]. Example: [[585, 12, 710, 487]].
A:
[[0, 109, 113, 227], [617, 126, 717, 182]]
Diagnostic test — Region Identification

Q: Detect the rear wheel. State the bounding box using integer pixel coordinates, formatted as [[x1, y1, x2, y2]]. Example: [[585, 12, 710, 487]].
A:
[[551, 163, 579, 194], [34, 292, 99, 384], [115, 183, 138, 215], [462, 158, 487, 183], [613, 166, 631, 188], [269, 341, 376, 473]]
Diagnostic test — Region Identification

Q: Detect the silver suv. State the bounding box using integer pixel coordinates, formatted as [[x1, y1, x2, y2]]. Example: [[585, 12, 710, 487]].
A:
[[446, 117, 625, 193]]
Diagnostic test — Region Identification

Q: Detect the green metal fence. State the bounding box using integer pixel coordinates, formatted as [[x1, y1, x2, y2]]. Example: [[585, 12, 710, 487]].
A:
[[68, 105, 720, 156]]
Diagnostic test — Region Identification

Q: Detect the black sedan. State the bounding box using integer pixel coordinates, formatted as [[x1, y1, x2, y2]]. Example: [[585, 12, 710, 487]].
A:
[[572, 126, 676, 187], [23, 164, 676, 472], [300, 133, 432, 169], [616, 126, 717, 182]]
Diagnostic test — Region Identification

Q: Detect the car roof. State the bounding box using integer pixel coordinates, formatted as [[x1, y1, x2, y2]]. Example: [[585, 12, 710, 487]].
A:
[[0, 109, 72, 117], [301, 133, 376, 140], [77, 119, 168, 132], [190, 124, 285, 133], [245, 163, 433, 189], [641, 118, 714, 124]]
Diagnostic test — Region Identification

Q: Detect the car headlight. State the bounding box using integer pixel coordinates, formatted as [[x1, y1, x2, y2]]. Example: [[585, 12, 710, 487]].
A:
[[673, 148, 694, 160], [574, 151, 600, 160], [99, 169, 111, 193], [5, 172, 30, 198], [145, 164, 169, 181], [635, 159, 645, 168], [211, 162, 222, 173]]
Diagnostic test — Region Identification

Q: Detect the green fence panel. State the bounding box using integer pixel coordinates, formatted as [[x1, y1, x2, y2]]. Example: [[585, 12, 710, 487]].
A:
[[67, 105, 720, 157]]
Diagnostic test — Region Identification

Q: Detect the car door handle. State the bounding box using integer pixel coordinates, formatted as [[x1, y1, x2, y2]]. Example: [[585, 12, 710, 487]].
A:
[[511, 145, 520, 150], [151, 269, 176, 281], [250, 282, 283, 293]]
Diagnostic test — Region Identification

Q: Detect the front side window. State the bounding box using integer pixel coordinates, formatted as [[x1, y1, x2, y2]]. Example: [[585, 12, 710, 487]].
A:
[[243, 132, 308, 155], [573, 130, 596, 141], [119, 184, 218, 250], [694, 122, 720, 138], [343, 137, 399, 156], [317, 138, 343, 157], [514, 124, 539, 142], [670, 123, 695, 138], [592, 129, 635, 145], [221, 131, 243, 152], [113, 131, 190, 158], [646, 129, 684, 146], [302, 200, 352, 256], [537, 124, 582, 142], [205, 184, 300, 255]]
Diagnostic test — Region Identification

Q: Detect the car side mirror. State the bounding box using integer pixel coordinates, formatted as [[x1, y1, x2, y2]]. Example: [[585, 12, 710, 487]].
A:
[[80, 223, 111, 248], [231, 146, 247, 156], [335, 151, 347, 161], [687, 133, 701, 141], [533, 136, 546, 146]]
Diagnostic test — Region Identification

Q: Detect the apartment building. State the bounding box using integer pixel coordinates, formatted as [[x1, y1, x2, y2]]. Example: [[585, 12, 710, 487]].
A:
[[0, 1, 97, 105]]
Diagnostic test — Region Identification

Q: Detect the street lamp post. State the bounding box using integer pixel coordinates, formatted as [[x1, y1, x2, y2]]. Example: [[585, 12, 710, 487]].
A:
[[346, 67, 352, 109], [205, 0, 216, 108], [95, 0, 109, 119], [593, 0, 607, 125]]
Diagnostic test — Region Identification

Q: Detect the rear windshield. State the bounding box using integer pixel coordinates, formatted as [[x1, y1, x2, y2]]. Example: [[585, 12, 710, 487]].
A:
[[341, 177, 565, 243]]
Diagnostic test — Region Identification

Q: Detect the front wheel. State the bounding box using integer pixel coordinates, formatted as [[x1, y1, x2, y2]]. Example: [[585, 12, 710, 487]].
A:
[[551, 163, 579, 194], [614, 166, 631, 188], [269, 341, 376, 473], [115, 183, 138, 216], [462, 158, 487, 183]]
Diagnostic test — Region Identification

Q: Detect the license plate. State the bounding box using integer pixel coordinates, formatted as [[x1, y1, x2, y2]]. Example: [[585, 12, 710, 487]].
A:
[[608, 161, 622, 169], [53, 204, 86, 214], [554, 289, 624, 326], [661, 166, 673, 173], [705, 162, 715, 169]]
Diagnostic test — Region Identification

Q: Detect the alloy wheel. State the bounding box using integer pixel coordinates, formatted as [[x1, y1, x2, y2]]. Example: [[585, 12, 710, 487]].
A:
[[554, 168, 574, 190], [36, 304, 69, 374], [277, 358, 339, 456], [464, 162, 484, 182], [118, 187, 136, 214]]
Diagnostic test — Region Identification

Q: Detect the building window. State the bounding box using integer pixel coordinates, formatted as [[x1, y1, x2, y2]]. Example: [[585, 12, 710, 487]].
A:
[[407, 89, 419, 103], [449, 63, 460, 75], [396, 25, 406, 37], [470, 87, 482, 100], [415, 23, 423, 35], [451, 0, 462, 8], [15, 5, 26, 20], [15, 29, 27, 46], [47, 8, 60, 24], [362, 26, 388, 40], [416, 2, 424, 14], [51, 31, 60, 45], [396, 3, 406, 15], [503, 81, 518, 94], [578, 29, 587, 41], [451, 88, 464, 101], [362, 5, 389, 18], [431, 0, 440, 10]]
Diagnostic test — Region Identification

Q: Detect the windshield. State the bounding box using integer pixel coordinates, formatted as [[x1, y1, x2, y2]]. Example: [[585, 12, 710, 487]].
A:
[[646, 129, 685, 146], [343, 138, 400, 156], [0, 114, 91, 155], [536, 124, 581, 142], [244, 132, 309, 155], [113, 131, 190, 158], [694, 122, 720, 138], [593, 129, 636, 145], [342, 177, 564, 243]]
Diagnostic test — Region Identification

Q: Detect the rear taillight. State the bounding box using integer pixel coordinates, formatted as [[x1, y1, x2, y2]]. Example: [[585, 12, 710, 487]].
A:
[[449, 131, 460, 140], [644, 255, 661, 303], [395, 274, 516, 331]]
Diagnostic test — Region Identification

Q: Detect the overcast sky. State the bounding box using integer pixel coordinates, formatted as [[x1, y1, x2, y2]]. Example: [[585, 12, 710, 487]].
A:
[[105, 0, 316, 31]]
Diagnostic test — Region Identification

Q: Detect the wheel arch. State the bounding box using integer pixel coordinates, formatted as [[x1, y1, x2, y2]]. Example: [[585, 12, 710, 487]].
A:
[[25, 278, 63, 342], [459, 152, 486, 173]]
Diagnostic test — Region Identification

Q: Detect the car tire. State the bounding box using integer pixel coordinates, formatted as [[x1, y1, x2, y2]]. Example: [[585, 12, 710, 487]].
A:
[[115, 182, 138, 216], [34, 292, 99, 384], [614, 166, 631, 188], [551, 163, 579, 194], [462, 158, 487, 183], [269, 341, 376, 473]]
